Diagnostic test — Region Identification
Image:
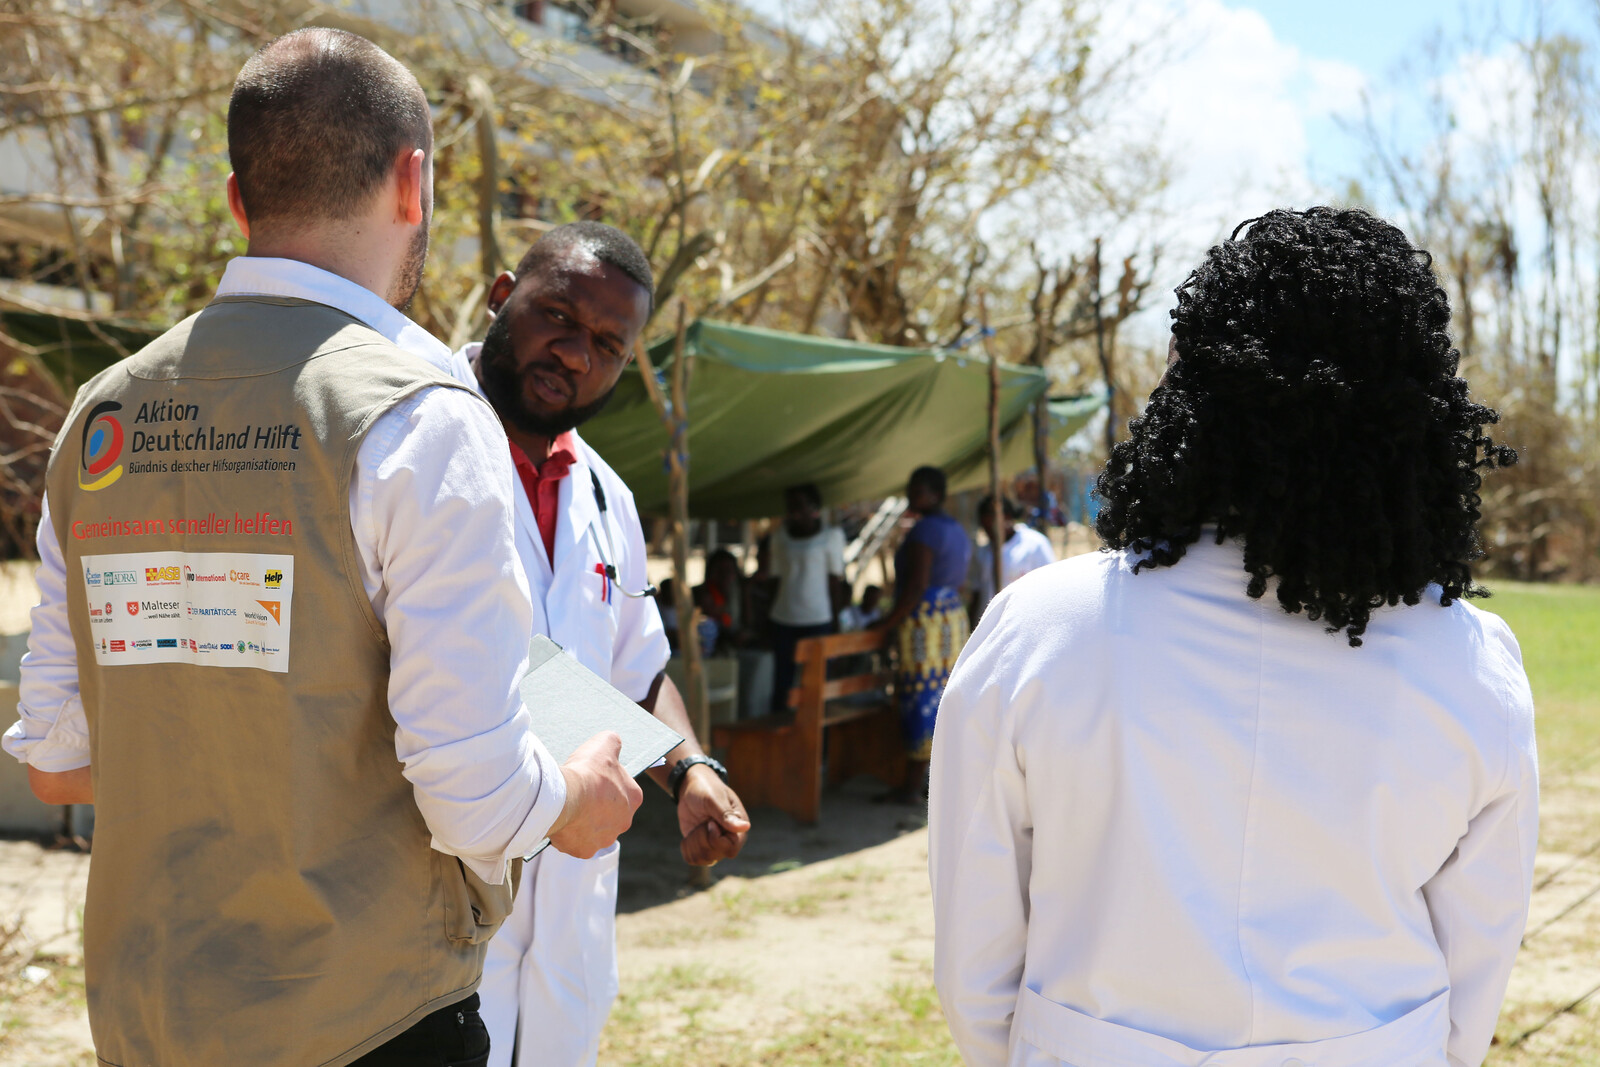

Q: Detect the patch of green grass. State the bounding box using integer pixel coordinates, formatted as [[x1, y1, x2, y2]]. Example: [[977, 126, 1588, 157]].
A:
[[822, 864, 887, 886], [601, 982, 961, 1067], [710, 882, 855, 923], [1479, 582, 1600, 773]]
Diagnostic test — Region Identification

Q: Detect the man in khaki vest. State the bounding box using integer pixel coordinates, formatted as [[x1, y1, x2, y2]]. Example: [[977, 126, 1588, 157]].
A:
[[4, 28, 640, 1067]]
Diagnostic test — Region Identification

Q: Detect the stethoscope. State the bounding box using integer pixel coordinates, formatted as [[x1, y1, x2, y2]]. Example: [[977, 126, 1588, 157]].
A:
[[588, 469, 658, 601]]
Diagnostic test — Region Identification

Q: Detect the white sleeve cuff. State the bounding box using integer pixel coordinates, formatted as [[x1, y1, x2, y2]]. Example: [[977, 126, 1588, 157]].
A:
[[2, 694, 90, 772], [502, 735, 570, 863], [438, 736, 569, 887]]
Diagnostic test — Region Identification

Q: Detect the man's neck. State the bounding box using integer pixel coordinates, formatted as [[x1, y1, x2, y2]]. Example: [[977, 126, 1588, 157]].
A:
[[244, 234, 395, 306], [505, 424, 555, 466]]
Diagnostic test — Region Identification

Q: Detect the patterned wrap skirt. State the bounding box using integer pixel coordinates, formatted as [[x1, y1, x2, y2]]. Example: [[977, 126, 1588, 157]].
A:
[[895, 585, 969, 761]]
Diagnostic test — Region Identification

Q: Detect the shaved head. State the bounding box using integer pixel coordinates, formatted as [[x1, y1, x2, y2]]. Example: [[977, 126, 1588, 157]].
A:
[[228, 28, 432, 230]]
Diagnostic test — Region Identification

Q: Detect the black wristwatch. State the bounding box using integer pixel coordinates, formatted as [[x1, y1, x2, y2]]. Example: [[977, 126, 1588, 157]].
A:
[[668, 755, 728, 802]]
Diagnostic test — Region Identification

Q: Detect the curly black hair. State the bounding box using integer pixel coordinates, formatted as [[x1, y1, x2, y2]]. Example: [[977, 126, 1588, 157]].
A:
[[1094, 207, 1517, 646]]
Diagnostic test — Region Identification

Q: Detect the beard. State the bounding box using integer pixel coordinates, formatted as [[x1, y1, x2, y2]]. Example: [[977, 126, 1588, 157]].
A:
[[388, 218, 430, 312], [477, 311, 618, 436]]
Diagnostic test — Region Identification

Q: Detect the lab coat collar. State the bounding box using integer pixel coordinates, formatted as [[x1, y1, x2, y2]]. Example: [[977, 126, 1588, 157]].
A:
[[553, 438, 600, 575], [216, 256, 453, 373]]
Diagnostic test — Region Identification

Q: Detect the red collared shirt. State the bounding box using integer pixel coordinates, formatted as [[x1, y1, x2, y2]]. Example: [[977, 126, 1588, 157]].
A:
[[508, 432, 578, 563]]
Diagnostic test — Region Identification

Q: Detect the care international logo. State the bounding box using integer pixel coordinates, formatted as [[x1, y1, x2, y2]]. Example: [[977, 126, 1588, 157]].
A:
[[78, 400, 125, 491]]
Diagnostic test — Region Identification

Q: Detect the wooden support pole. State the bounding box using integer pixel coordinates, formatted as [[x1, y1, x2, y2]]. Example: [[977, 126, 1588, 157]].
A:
[[663, 307, 709, 745], [979, 292, 1004, 605]]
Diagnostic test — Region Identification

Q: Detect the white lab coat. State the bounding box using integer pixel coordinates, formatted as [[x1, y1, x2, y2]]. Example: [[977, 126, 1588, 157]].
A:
[[452, 348, 670, 1067], [929, 538, 1538, 1067]]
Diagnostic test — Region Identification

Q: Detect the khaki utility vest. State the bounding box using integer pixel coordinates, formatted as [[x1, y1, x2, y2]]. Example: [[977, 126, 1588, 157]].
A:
[[45, 296, 516, 1067]]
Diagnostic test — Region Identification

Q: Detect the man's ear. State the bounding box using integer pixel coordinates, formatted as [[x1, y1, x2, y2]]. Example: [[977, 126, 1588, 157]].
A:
[[226, 173, 250, 239], [395, 148, 426, 226], [487, 271, 516, 317]]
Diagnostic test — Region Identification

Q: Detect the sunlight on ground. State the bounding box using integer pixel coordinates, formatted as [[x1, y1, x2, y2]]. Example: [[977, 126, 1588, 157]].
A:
[[0, 580, 1596, 1066]]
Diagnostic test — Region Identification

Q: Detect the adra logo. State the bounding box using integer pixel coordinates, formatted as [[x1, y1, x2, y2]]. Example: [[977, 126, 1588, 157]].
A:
[[78, 400, 125, 491]]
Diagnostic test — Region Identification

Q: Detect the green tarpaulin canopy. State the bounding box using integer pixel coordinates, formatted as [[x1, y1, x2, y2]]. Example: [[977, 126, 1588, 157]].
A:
[[581, 319, 1105, 519]]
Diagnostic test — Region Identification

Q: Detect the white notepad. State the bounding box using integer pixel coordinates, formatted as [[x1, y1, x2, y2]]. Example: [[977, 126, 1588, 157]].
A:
[[519, 634, 684, 857]]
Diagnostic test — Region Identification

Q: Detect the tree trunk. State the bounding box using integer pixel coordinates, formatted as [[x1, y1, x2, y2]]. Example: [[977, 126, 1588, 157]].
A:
[[467, 76, 502, 284], [1092, 238, 1115, 457]]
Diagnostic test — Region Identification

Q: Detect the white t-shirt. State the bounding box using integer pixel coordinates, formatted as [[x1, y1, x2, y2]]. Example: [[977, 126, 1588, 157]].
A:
[[974, 523, 1057, 606], [769, 524, 846, 626]]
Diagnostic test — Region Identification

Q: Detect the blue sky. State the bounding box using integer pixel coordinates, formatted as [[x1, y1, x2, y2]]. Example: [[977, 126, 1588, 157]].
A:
[[1237, 1, 1464, 72], [1232, 0, 1459, 186], [1233, 0, 1595, 184]]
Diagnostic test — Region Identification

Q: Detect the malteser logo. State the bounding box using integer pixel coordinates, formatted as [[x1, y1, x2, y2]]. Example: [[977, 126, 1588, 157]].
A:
[[78, 400, 125, 491], [264, 569, 283, 590], [126, 601, 139, 617]]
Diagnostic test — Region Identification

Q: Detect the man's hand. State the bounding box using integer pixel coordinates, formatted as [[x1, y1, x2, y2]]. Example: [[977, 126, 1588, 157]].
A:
[[548, 732, 643, 859], [676, 765, 750, 866]]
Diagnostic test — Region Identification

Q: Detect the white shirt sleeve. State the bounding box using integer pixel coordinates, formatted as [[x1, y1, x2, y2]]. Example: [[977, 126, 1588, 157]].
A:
[[603, 477, 671, 704], [352, 385, 566, 885], [770, 526, 788, 574], [1027, 528, 1058, 569], [1422, 617, 1539, 1067], [2, 493, 92, 773], [928, 591, 1032, 1067], [826, 526, 846, 576]]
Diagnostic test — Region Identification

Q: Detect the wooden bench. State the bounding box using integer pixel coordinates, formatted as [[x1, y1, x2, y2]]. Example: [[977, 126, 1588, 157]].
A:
[[711, 629, 906, 824]]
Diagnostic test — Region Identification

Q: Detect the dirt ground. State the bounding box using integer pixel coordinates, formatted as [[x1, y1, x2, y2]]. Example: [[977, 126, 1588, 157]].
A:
[[1489, 763, 1600, 1064], [1, 552, 1597, 1064], [7, 768, 1600, 1065]]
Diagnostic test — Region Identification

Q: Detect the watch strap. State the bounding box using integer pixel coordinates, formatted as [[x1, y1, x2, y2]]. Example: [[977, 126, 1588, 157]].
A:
[[668, 754, 727, 802]]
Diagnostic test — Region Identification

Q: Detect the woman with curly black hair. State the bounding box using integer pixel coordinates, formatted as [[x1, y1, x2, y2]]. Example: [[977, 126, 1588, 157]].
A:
[[929, 208, 1538, 1067]]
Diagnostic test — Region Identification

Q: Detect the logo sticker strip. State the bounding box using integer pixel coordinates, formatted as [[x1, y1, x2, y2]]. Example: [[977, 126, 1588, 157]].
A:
[[81, 551, 293, 673]]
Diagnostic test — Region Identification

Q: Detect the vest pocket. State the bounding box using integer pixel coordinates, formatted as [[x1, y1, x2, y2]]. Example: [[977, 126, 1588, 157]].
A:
[[441, 855, 525, 945]]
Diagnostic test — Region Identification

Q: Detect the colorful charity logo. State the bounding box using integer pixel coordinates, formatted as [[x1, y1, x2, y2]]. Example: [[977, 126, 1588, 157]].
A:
[[78, 400, 125, 491]]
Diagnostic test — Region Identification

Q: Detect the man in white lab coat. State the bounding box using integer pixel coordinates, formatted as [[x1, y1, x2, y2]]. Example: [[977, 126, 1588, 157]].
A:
[[453, 222, 752, 1067], [930, 208, 1537, 1067]]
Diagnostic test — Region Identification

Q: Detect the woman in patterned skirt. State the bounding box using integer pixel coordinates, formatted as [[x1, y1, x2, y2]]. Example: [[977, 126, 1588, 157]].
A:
[[874, 465, 972, 803]]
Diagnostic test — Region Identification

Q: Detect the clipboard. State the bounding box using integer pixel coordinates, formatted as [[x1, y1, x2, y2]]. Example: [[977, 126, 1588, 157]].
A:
[[518, 634, 683, 857]]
